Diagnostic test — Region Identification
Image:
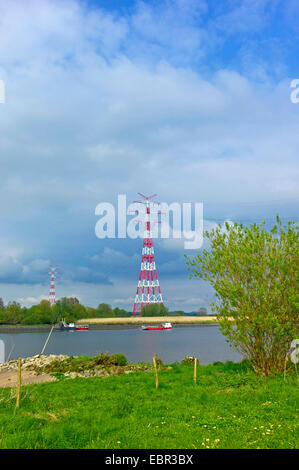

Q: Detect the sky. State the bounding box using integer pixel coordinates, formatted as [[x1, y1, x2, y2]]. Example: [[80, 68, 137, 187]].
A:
[[0, 0, 298, 312]]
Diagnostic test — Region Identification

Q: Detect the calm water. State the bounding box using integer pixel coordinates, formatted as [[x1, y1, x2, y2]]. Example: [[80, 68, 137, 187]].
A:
[[0, 326, 241, 364]]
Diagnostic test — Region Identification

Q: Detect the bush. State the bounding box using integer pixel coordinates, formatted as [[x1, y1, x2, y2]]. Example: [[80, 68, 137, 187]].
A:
[[186, 216, 299, 376], [91, 352, 113, 366], [110, 353, 128, 366]]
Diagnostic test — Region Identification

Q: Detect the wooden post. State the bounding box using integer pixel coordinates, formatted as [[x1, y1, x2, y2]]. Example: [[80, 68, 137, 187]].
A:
[[153, 353, 159, 389], [194, 357, 197, 384], [284, 355, 288, 381], [16, 358, 22, 408], [41, 325, 54, 355]]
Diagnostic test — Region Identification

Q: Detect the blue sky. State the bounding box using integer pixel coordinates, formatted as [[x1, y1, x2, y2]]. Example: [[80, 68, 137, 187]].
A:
[[0, 0, 298, 311]]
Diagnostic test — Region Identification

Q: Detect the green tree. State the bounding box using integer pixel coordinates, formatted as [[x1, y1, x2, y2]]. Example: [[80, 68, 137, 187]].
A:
[[96, 303, 114, 317], [55, 297, 87, 322], [3, 301, 24, 324], [140, 303, 169, 316], [85, 306, 98, 318], [185, 217, 299, 376], [113, 307, 130, 317], [23, 300, 56, 325], [174, 310, 184, 316], [63, 297, 79, 305]]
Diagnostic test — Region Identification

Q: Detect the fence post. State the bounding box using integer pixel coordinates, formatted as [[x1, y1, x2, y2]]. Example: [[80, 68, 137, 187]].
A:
[[16, 358, 22, 408], [194, 356, 197, 384], [153, 353, 159, 389]]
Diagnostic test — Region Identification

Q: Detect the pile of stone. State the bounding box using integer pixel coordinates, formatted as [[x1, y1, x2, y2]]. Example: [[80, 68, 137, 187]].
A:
[[64, 369, 113, 379], [0, 354, 68, 372], [0, 354, 152, 379]]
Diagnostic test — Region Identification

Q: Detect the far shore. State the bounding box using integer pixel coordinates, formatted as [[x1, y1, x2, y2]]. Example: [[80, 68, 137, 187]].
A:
[[0, 316, 219, 333], [76, 315, 220, 326]]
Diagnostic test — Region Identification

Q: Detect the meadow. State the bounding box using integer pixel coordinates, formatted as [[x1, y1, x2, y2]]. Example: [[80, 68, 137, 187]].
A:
[[0, 360, 297, 449]]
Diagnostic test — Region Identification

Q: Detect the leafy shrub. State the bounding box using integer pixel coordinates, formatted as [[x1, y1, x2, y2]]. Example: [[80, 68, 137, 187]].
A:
[[91, 352, 113, 366], [186, 217, 299, 376], [110, 353, 128, 366]]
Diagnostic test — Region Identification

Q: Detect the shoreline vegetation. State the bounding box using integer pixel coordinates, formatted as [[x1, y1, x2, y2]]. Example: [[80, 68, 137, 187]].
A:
[[0, 296, 217, 330], [0, 353, 297, 449]]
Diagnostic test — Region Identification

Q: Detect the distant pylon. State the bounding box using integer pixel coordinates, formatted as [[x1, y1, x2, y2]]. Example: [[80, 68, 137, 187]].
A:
[[132, 193, 163, 316], [48, 266, 57, 305]]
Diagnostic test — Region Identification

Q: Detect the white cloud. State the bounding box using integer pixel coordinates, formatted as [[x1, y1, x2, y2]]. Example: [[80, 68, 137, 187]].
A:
[[17, 295, 48, 305]]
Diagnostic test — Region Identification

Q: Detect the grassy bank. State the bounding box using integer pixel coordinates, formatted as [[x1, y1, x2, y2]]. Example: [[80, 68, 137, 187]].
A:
[[0, 360, 297, 449], [77, 315, 218, 325]]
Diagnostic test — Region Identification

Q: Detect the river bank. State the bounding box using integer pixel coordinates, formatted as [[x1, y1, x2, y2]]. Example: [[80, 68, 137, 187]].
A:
[[0, 316, 219, 333]]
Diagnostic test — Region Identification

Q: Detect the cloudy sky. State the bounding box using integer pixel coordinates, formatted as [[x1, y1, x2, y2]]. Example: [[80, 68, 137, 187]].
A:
[[0, 0, 298, 311]]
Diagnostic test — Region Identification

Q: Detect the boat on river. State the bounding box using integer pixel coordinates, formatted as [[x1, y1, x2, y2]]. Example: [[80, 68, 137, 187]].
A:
[[141, 322, 172, 331], [59, 320, 89, 331]]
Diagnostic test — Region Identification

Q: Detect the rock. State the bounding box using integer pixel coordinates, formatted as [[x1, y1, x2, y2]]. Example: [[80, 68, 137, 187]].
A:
[[94, 370, 105, 377]]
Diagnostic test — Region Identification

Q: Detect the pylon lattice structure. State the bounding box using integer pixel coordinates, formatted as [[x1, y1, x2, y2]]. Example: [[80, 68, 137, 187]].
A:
[[48, 267, 57, 305], [132, 193, 163, 316]]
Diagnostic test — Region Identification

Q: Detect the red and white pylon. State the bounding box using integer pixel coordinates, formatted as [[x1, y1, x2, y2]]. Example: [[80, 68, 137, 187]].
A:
[[132, 193, 163, 316], [49, 266, 57, 305]]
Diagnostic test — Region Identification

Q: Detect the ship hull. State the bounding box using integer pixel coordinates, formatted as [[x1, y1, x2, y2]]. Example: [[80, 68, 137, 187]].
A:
[[142, 325, 172, 330]]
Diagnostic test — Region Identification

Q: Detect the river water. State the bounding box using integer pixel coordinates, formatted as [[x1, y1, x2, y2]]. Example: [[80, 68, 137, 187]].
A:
[[0, 325, 241, 364]]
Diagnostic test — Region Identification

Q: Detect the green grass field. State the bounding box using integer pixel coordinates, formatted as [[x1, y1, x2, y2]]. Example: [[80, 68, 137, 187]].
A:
[[0, 361, 297, 449]]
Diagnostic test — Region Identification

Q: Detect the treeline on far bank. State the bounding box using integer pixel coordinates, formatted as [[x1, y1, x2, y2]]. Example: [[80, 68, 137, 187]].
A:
[[0, 297, 172, 325]]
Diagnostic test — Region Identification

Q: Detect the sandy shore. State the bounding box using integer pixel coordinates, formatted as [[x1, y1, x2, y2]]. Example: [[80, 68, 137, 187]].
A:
[[0, 354, 68, 388], [0, 369, 57, 388]]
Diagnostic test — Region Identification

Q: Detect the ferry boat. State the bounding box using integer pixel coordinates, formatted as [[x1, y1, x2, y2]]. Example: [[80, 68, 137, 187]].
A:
[[59, 320, 89, 331], [141, 322, 172, 331]]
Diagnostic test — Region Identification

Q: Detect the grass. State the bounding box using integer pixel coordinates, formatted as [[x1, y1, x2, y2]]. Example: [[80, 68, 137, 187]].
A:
[[0, 361, 297, 449]]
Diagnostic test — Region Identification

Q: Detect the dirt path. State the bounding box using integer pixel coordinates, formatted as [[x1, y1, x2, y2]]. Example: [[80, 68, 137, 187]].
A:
[[0, 369, 57, 388]]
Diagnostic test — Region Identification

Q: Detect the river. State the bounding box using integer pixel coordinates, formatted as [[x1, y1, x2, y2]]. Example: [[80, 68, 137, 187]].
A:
[[0, 325, 241, 364]]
